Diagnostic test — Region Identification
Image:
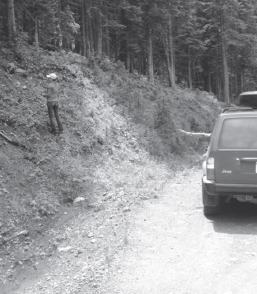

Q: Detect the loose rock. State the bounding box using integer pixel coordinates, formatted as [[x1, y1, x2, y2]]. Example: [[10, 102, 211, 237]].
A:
[[58, 246, 73, 253], [73, 197, 85, 204]]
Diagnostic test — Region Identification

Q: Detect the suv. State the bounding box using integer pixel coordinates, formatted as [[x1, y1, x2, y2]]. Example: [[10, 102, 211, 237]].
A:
[[202, 91, 257, 215]]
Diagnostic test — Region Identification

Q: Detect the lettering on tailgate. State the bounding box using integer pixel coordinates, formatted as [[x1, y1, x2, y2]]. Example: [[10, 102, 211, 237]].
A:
[[222, 170, 232, 174]]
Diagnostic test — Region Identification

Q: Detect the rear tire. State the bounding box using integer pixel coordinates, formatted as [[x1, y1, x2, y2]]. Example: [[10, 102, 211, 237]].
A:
[[203, 204, 221, 216]]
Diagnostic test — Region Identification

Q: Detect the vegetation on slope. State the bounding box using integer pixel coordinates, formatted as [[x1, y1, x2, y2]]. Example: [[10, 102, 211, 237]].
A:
[[0, 42, 221, 286]]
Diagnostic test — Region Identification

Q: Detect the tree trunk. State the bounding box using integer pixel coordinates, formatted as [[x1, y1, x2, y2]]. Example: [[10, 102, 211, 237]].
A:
[[96, 0, 102, 59], [126, 32, 130, 70], [126, 54, 130, 71], [81, 0, 86, 56], [221, 21, 230, 103], [57, 0, 63, 48], [168, 10, 175, 87], [207, 56, 212, 92], [2, 0, 8, 39], [147, 24, 154, 84], [60, 0, 67, 11], [230, 56, 234, 100], [88, 4, 94, 56], [84, 0, 90, 57], [240, 57, 244, 92], [215, 45, 220, 99], [7, 0, 16, 44], [218, 76, 222, 101], [163, 7, 176, 88], [130, 54, 134, 73], [188, 45, 192, 89], [163, 35, 172, 87], [104, 5, 110, 58], [138, 52, 142, 74], [34, 16, 39, 48], [105, 24, 110, 58], [208, 66, 212, 93]]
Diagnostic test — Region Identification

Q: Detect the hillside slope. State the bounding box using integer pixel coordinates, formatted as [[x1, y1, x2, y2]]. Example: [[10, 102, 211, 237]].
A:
[[0, 43, 221, 290]]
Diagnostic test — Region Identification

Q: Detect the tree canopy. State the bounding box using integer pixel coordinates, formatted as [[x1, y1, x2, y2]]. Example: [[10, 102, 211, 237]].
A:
[[1, 0, 257, 102]]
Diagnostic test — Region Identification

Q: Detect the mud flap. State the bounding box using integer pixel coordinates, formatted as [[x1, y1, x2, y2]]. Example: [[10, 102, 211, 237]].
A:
[[202, 184, 220, 206]]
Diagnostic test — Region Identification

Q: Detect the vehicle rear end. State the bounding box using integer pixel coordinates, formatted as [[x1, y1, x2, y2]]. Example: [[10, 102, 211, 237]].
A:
[[203, 110, 257, 215]]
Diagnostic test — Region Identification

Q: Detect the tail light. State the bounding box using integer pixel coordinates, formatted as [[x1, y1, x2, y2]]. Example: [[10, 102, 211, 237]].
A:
[[207, 157, 215, 180]]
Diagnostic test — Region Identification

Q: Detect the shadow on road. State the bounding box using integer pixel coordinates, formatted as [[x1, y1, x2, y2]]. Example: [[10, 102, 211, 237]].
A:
[[207, 199, 257, 235]]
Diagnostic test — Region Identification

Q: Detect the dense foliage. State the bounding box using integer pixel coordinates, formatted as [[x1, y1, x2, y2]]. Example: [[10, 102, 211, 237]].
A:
[[1, 0, 257, 102]]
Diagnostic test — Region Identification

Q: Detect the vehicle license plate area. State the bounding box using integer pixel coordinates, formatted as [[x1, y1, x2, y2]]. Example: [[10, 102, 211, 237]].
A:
[[241, 162, 256, 174]]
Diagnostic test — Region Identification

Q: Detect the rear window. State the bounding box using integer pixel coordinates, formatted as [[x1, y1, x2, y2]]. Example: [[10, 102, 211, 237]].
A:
[[219, 117, 257, 149]]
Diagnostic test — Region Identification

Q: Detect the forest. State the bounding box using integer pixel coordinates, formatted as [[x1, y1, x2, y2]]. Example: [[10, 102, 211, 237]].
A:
[[1, 0, 257, 103]]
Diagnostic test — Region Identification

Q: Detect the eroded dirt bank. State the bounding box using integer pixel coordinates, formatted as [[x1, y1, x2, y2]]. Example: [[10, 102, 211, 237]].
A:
[[3, 167, 257, 294]]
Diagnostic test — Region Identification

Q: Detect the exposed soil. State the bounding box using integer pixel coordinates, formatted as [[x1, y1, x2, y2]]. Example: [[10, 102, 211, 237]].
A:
[[2, 167, 257, 294]]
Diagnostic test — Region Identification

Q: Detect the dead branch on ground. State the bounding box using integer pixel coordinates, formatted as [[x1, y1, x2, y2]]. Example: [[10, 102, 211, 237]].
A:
[[0, 131, 30, 150]]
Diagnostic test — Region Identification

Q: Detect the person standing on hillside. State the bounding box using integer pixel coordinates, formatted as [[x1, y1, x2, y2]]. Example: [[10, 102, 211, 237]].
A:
[[45, 73, 63, 134]]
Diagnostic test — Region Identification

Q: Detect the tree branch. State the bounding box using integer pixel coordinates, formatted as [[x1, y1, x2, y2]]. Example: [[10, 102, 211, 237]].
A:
[[178, 129, 211, 138], [0, 132, 30, 150]]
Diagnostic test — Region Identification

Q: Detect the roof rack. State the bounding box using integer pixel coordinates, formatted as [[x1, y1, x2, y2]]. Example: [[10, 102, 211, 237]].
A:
[[222, 107, 256, 113]]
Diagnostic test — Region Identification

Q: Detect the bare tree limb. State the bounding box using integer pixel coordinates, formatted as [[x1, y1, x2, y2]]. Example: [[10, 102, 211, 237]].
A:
[[0, 132, 30, 150], [178, 129, 211, 138]]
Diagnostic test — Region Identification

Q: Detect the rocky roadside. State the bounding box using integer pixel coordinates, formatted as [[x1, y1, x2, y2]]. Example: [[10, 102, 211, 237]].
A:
[[1, 183, 159, 294]]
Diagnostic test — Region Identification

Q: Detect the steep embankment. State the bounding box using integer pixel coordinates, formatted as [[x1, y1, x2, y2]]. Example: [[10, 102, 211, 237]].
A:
[[0, 43, 221, 291]]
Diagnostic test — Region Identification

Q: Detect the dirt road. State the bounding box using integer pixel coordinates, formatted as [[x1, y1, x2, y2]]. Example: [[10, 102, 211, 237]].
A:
[[104, 168, 257, 294], [3, 167, 257, 294]]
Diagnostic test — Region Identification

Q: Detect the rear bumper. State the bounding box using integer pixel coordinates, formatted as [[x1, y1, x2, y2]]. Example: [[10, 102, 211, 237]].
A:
[[202, 176, 257, 196]]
